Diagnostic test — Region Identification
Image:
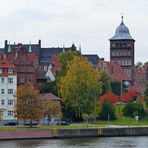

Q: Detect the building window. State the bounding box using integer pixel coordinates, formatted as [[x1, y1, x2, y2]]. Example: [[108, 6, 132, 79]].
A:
[[29, 67, 33, 72], [28, 78, 32, 82], [8, 89, 13, 94], [0, 110, 3, 116], [1, 100, 4, 105], [44, 66, 48, 71], [8, 69, 13, 74], [20, 68, 24, 72], [20, 78, 25, 83], [1, 78, 4, 83], [1, 89, 4, 94], [0, 69, 2, 74], [8, 78, 13, 83], [8, 110, 13, 116], [8, 100, 14, 105]]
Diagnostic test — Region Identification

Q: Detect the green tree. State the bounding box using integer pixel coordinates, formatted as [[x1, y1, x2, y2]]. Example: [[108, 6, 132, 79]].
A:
[[123, 102, 145, 118], [135, 61, 143, 68], [100, 70, 111, 95], [59, 56, 101, 119], [56, 51, 79, 78], [100, 100, 116, 120], [14, 83, 43, 127], [39, 81, 58, 96], [111, 81, 121, 95]]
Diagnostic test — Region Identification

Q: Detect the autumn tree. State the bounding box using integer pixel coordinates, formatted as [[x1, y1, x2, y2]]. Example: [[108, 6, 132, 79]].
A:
[[100, 70, 111, 95], [42, 99, 61, 124], [14, 83, 43, 127], [144, 81, 148, 108], [99, 93, 119, 104], [59, 56, 101, 119], [120, 89, 139, 103]]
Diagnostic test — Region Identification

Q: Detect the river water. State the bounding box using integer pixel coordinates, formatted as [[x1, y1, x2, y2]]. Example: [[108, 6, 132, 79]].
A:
[[0, 137, 147, 148]]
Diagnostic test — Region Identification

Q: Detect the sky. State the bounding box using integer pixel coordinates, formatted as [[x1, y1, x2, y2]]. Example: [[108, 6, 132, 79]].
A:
[[0, 0, 148, 63]]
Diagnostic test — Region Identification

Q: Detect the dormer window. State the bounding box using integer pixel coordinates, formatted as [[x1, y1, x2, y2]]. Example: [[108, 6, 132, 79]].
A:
[[0, 69, 2, 74], [8, 69, 13, 74]]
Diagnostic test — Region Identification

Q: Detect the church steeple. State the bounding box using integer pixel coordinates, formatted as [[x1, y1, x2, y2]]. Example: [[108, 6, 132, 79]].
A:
[[28, 41, 32, 53]]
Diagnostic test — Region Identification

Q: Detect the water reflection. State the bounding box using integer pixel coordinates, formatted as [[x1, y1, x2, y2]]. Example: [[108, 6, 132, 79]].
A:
[[0, 137, 147, 148]]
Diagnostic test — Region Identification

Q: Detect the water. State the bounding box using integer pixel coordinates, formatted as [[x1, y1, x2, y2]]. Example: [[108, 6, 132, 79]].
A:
[[0, 137, 147, 148]]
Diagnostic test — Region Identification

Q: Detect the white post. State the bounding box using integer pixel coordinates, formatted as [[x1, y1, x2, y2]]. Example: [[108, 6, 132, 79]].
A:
[[108, 114, 110, 125]]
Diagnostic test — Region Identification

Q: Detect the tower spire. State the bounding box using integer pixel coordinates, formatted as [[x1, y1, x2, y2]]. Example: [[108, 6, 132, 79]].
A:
[[28, 41, 32, 53], [79, 44, 81, 53], [8, 41, 11, 53], [121, 13, 124, 24], [62, 44, 65, 53]]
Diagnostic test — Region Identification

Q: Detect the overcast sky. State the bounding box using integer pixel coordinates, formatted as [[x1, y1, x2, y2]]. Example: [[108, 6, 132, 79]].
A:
[[0, 0, 148, 63]]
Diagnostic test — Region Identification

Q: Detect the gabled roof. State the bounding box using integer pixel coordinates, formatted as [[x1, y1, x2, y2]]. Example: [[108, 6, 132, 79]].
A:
[[0, 55, 14, 69], [83, 54, 99, 66], [98, 60, 129, 81], [39, 93, 61, 102], [40, 47, 71, 65], [107, 61, 129, 81]]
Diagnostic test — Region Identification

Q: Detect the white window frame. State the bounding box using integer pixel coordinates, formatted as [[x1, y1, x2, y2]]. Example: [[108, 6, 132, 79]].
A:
[[8, 78, 13, 84], [8, 89, 13, 94]]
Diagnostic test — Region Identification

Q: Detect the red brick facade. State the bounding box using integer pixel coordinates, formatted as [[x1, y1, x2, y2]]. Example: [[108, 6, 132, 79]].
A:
[[7, 46, 37, 85]]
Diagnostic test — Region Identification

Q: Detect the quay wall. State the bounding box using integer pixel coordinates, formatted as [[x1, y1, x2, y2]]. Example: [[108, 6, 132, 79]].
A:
[[0, 127, 148, 140]]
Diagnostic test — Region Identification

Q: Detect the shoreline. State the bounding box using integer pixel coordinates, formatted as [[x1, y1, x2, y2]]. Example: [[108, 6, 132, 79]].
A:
[[0, 126, 148, 140]]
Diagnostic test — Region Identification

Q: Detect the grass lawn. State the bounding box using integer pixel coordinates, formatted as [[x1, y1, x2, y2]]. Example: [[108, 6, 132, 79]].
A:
[[0, 124, 104, 131], [95, 116, 148, 126]]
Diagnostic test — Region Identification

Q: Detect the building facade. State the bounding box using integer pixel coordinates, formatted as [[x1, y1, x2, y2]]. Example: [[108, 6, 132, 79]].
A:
[[0, 55, 17, 121], [110, 17, 135, 83]]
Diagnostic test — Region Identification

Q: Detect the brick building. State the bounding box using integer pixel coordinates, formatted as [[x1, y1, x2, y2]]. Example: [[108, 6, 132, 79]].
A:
[[0, 40, 100, 86], [110, 17, 135, 84]]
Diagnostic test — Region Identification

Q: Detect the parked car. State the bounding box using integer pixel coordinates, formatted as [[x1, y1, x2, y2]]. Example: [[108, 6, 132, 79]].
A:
[[24, 121, 38, 126], [57, 120, 70, 126], [4, 120, 18, 126]]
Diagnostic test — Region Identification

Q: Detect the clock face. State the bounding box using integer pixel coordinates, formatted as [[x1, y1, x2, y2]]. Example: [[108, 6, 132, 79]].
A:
[[124, 81, 129, 87]]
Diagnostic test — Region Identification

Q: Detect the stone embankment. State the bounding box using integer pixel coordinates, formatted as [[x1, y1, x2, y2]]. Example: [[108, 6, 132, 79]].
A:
[[0, 127, 148, 140]]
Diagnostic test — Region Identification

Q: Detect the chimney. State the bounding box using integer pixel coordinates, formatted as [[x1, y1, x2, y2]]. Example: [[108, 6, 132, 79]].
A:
[[38, 40, 41, 48], [100, 58, 104, 61], [5, 40, 8, 48]]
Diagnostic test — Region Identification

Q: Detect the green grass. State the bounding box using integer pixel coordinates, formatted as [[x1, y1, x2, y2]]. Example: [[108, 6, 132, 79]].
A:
[[0, 124, 104, 131], [96, 116, 148, 126]]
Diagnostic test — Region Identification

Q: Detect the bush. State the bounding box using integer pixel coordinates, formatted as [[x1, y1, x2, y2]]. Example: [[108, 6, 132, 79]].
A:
[[123, 102, 145, 119], [100, 101, 116, 120]]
